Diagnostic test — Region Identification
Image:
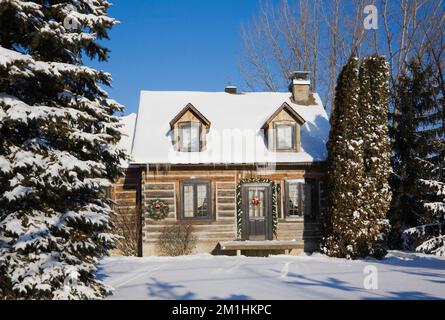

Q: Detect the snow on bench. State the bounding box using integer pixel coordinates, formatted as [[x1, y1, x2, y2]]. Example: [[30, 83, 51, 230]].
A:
[[219, 240, 304, 251]]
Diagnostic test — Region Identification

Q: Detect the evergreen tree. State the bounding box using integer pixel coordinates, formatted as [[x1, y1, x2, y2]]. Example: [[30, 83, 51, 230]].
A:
[[389, 62, 438, 247], [323, 56, 366, 259], [396, 61, 445, 256], [0, 1, 125, 299], [403, 158, 445, 256], [359, 56, 392, 258], [323, 56, 392, 259]]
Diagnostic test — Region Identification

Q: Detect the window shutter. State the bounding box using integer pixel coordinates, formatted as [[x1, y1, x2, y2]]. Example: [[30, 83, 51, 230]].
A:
[[298, 183, 304, 216], [284, 181, 289, 217], [176, 129, 180, 151], [304, 184, 312, 217], [271, 126, 277, 150]]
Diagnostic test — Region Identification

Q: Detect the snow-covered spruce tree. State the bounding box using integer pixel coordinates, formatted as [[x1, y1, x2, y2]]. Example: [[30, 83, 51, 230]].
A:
[[323, 56, 366, 259], [403, 158, 445, 256], [389, 61, 438, 247], [399, 62, 445, 256], [0, 1, 126, 299], [358, 56, 391, 258]]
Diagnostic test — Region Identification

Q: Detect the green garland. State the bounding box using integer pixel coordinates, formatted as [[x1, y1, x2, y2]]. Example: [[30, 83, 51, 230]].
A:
[[146, 199, 169, 220], [236, 178, 278, 238]]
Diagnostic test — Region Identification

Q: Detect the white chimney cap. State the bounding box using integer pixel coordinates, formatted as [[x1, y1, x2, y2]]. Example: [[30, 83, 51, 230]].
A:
[[292, 79, 310, 85]]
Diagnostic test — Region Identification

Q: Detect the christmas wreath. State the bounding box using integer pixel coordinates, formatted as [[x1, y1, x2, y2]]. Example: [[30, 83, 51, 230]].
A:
[[236, 178, 278, 238], [146, 199, 169, 220]]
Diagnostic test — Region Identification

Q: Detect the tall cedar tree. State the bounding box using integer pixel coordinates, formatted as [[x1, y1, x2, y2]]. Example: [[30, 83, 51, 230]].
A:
[[324, 56, 391, 259], [0, 1, 126, 299], [323, 56, 365, 258], [389, 62, 438, 247], [359, 56, 391, 258]]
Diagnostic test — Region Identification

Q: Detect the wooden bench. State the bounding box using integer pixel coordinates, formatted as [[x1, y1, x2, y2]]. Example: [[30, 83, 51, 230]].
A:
[[219, 240, 304, 256]]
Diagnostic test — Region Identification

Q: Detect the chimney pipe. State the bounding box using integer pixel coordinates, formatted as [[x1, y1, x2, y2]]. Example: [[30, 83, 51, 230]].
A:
[[289, 71, 311, 103], [225, 86, 237, 94]]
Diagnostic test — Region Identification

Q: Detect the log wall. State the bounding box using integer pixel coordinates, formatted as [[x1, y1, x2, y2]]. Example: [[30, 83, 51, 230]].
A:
[[111, 165, 325, 256]]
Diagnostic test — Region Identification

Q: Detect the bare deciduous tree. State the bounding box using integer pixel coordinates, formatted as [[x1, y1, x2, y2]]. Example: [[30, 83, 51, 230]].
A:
[[239, 0, 445, 111], [112, 208, 139, 256]]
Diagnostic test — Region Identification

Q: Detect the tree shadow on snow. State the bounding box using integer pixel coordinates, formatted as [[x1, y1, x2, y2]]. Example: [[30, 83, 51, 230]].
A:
[[395, 269, 445, 279], [209, 294, 251, 300], [363, 291, 442, 300], [429, 279, 445, 285], [282, 272, 362, 292], [95, 264, 109, 282], [371, 254, 445, 272], [146, 278, 196, 300], [282, 273, 443, 300]]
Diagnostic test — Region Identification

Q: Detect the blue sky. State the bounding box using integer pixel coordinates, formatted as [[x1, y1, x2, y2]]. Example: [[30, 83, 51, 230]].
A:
[[89, 0, 264, 115]]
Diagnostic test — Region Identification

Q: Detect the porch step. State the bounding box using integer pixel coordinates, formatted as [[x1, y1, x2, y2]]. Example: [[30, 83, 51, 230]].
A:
[[219, 240, 304, 251]]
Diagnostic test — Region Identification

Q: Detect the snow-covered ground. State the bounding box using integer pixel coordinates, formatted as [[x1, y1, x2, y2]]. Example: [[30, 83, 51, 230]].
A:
[[98, 251, 445, 300]]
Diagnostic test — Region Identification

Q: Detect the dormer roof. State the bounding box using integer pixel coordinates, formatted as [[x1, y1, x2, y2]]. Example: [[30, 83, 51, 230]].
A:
[[169, 103, 211, 129], [261, 102, 306, 130]]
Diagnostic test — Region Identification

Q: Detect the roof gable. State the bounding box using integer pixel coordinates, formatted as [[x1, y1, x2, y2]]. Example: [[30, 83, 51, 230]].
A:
[[169, 103, 211, 129], [261, 102, 306, 129]]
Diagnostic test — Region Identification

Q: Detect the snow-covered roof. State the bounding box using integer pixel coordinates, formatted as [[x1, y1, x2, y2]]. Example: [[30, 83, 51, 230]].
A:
[[127, 91, 329, 165], [117, 113, 136, 167]]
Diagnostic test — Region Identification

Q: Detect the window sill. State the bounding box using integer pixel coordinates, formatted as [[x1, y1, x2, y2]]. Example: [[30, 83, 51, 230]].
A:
[[284, 216, 304, 222], [272, 149, 300, 153], [178, 216, 213, 223]]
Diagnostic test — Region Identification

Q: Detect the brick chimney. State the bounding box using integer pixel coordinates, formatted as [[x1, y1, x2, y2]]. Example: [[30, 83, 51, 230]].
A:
[[289, 71, 311, 103], [225, 85, 237, 94]]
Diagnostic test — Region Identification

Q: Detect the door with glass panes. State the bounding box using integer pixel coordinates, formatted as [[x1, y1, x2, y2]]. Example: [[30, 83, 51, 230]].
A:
[[241, 183, 273, 240]]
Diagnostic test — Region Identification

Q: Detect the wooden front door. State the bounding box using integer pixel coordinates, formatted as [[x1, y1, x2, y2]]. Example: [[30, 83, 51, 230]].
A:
[[241, 183, 273, 240]]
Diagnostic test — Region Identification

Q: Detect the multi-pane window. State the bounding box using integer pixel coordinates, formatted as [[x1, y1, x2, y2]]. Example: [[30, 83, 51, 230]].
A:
[[274, 123, 295, 150], [287, 183, 301, 216], [196, 184, 209, 217], [179, 121, 201, 152], [183, 185, 195, 218], [180, 180, 211, 219], [284, 181, 313, 218], [248, 189, 265, 218]]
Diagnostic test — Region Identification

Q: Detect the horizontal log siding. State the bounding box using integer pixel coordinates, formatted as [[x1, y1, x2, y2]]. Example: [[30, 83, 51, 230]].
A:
[[142, 171, 238, 249], [110, 168, 139, 217], [276, 220, 322, 241], [111, 166, 325, 255]]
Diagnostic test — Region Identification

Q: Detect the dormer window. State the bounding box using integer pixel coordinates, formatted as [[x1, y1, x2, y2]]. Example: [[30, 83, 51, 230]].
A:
[[262, 102, 305, 152], [274, 122, 296, 150], [179, 121, 201, 152], [169, 103, 211, 153]]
